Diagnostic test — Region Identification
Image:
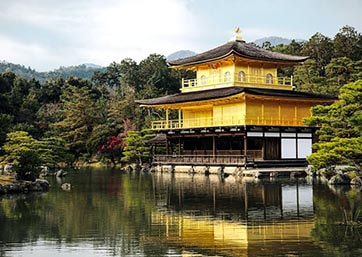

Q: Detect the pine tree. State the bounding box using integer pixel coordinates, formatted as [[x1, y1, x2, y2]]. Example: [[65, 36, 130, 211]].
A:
[[304, 80, 362, 173], [1, 131, 41, 180], [121, 130, 154, 165], [55, 85, 102, 157]]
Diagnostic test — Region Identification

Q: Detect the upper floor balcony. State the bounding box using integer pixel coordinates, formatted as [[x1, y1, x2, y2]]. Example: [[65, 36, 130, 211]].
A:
[[181, 72, 293, 92], [151, 115, 304, 130]]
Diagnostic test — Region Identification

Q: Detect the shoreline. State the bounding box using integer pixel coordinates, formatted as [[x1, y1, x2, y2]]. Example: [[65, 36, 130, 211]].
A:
[[0, 176, 49, 195]]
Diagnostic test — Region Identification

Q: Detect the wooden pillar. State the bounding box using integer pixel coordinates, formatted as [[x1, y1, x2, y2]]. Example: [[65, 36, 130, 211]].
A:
[[213, 185, 216, 211], [212, 136, 216, 158], [166, 137, 169, 155], [296, 180, 300, 217], [243, 133, 248, 166], [279, 186, 283, 219], [247, 64, 250, 82], [178, 109, 181, 128], [296, 136, 299, 159], [262, 184, 266, 219], [278, 102, 281, 125], [165, 108, 169, 128], [178, 138, 181, 155], [244, 183, 248, 220]]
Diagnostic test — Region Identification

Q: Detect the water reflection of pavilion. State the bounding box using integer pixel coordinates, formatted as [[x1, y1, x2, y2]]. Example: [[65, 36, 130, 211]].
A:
[[147, 173, 317, 256], [154, 173, 314, 220]]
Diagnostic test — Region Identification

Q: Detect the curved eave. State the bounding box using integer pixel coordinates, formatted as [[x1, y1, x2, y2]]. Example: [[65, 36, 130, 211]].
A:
[[136, 87, 337, 109], [137, 93, 246, 109], [168, 50, 309, 69]]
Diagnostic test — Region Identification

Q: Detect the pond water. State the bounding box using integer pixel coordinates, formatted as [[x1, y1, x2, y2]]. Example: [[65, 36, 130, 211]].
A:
[[0, 169, 362, 257]]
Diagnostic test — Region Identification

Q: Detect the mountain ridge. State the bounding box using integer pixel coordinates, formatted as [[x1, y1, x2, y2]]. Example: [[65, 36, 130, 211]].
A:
[[0, 61, 104, 83]]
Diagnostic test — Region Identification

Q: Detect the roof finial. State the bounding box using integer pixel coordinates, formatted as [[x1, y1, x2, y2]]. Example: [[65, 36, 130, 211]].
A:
[[229, 27, 244, 42]]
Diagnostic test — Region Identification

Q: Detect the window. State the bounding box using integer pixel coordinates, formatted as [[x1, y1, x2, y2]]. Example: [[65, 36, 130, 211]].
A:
[[224, 71, 231, 82], [266, 73, 273, 84], [238, 71, 246, 82], [297, 138, 312, 159], [200, 75, 207, 85], [281, 138, 296, 159]]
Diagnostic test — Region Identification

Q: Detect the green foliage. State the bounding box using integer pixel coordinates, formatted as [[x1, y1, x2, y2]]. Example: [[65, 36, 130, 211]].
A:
[[294, 59, 327, 93], [302, 32, 334, 73], [38, 137, 74, 168], [0, 131, 41, 180], [304, 81, 362, 172], [333, 25, 362, 61], [271, 25, 362, 95], [55, 84, 103, 157], [0, 131, 73, 179], [326, 57, 362, 94], [0, 25, 361, 167], [0, 62, 104, 83], [0, 114, 13, 148], [122, 130, 154, 165]]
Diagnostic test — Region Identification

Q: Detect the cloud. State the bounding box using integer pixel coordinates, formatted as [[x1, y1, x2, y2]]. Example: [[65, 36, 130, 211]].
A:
[[0, 0, 200, 71]]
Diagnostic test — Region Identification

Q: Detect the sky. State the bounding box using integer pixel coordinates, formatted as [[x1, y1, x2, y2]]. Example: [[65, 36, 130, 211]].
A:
[[0, 0, 361, 71]]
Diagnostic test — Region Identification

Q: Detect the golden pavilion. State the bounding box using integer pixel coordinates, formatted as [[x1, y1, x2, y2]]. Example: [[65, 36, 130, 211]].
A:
[[137, 29, 336, 168]]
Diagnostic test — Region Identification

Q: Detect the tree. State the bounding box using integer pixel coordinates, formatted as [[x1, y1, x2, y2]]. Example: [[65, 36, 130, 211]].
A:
[[37, 137, 74, 168], [92, 61, 122, 94], [333, 25, 362, 61], [302, 33, 334, 75], [0, 131, 41, 180], [261, 41, 272, 50], [0, 114, 12, 147], [138, 54, 179, 96], [55, 85, 103, 157], [37, 77, 64, 103], [98, 136, 123, 165], [119, 58, 140, 91], [304, 80, 362, 173], [293, 59, 327, 93], [325, 57, 362, 95], [121, 130, 154, 165]]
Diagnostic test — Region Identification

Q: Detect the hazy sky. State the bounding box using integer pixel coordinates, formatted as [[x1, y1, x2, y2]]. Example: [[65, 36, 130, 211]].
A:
[[0, 0, 361, 71]]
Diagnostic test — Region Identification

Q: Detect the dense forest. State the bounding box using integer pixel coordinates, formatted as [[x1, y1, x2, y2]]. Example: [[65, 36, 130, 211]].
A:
[[0, 62, 104, 83], [0, 25, 361, 176]]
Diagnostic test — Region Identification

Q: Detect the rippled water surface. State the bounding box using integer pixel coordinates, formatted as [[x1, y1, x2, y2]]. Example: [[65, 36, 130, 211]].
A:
[[1, 169, 362, 257]]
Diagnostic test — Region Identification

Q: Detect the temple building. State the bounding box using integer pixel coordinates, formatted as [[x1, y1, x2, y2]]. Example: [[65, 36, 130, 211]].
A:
[[137, 29, 336, 168]]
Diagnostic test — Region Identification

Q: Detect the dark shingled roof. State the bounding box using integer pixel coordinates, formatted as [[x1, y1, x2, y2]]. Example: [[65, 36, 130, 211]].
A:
[[145, 134, 167, 145], [136, 87, 337, 106], [168, 40, 308, 66]]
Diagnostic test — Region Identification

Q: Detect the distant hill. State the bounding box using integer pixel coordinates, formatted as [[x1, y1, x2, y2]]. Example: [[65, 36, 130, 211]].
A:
[[167, 50, 197, 61], [0, 61, 104, 83], [253, 36, 304, 47]]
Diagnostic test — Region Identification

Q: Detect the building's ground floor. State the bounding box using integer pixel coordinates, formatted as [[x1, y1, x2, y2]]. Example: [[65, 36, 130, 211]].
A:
[[151, 125, 316, 167]]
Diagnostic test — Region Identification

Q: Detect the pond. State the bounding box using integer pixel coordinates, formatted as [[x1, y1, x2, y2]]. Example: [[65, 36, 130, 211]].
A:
[[0, 169, 362, 257]]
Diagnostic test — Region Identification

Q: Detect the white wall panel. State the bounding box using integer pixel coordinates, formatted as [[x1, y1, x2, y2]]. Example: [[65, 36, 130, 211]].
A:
[[297, 138, 312, 159], [281, 138, 296, 159]]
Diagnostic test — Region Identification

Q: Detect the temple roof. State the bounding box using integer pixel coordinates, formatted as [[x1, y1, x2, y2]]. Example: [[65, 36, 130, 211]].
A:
[[168, 40, 308, 67], [136, 87, 337, 106], [145, 134, 167, 145]]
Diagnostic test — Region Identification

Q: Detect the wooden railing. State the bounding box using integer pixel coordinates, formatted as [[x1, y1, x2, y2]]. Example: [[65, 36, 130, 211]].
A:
[[153, 150, 263, 165], [181, 73, 293, 92], [153, 155, 246, 165], [151, 116, 303, 130]]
